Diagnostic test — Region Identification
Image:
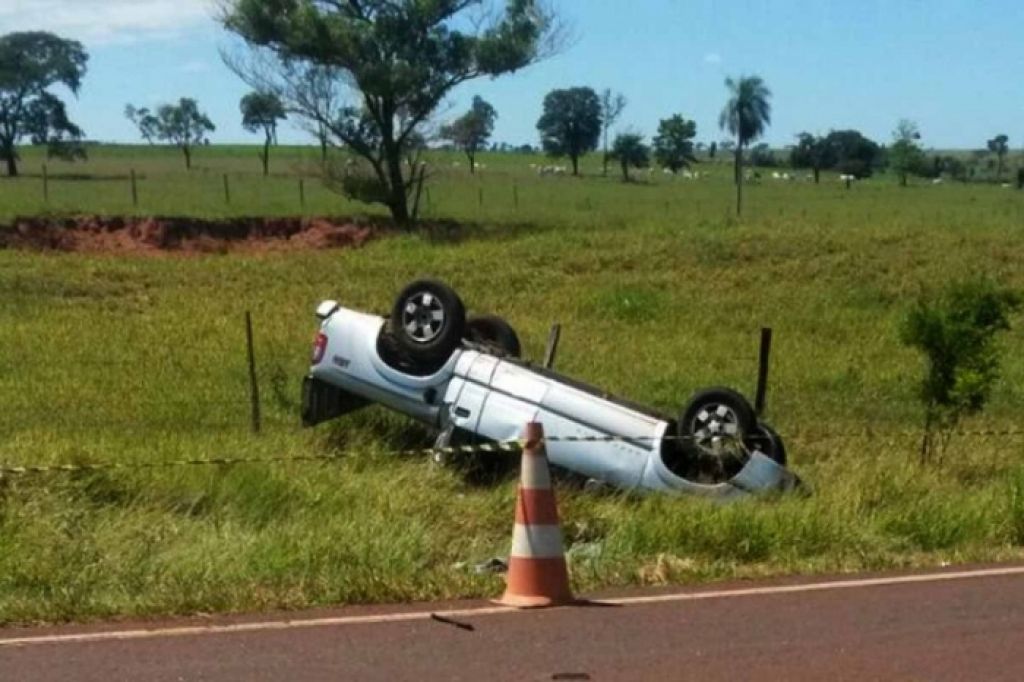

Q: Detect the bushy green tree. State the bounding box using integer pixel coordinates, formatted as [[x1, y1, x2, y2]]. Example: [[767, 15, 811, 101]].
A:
[[749, 142, 777, 167], [900, 278, 1020, 461], [652, 114, 697, 173], [223, 0, 556, 226], [888, 119, 924, 187], [240, 91, 286, 176], [609, 132, 649, 181], [537, 87, 602, 176], [0, 31, 88, 177], [719, 75, 771, 215], [126, 98, 215, 170], [440, 96, 497, 174]]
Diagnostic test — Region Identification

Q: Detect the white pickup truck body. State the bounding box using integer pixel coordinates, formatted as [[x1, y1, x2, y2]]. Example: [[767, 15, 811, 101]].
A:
[[304, 303, 799, 497]]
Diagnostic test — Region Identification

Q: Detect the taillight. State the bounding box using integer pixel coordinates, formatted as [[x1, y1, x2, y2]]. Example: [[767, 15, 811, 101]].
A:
[[311, 332, 328, 365]]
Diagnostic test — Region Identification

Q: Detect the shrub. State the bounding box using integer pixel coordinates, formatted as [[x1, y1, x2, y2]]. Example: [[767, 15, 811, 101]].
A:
[[900, 278, 1020, 462]]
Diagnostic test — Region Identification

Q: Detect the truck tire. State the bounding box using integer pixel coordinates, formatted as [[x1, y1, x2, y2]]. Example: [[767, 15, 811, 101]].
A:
[[466, 315, 522, 358], [391, 279, 466, 365], [677, 387, 757, 479]]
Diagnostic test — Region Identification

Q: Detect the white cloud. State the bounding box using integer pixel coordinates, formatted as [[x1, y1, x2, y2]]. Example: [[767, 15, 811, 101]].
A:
[[704, 52, 722, 65], [0, 0, 218, 45]]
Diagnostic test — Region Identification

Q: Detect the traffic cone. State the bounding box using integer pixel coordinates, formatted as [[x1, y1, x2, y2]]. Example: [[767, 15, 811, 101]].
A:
[[496, 422, 575, 608]]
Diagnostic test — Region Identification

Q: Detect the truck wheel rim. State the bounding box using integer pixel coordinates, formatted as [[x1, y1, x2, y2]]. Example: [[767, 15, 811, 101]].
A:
[[689, 403, 742, 455], [402, 291, 445, 343]]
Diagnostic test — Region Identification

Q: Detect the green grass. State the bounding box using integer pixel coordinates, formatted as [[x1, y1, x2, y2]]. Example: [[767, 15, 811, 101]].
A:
[[1, 145, 1024, 625]]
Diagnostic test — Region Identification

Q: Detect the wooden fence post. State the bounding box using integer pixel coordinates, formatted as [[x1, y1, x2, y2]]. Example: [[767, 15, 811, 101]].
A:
[[245, 311, 261, 434], [754, 327, 773, 416]]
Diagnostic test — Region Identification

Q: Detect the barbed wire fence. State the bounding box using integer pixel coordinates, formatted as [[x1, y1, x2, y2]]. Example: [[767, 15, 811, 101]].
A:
[[2, 311, 1023, 478]]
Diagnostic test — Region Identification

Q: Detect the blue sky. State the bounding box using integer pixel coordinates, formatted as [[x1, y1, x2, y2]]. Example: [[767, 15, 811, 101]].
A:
[[3, 0, 1021, 149]]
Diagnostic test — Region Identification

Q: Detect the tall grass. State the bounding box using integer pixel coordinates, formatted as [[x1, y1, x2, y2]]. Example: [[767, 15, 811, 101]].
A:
[[1, 145, 1023, 624]]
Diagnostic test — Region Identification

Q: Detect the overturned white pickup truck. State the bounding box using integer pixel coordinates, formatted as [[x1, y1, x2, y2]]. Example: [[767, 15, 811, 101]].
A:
[[302, 279, 800, 497]]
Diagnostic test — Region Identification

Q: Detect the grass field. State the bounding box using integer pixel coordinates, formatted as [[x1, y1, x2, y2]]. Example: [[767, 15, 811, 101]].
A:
[[1, 145, 1023, 625]]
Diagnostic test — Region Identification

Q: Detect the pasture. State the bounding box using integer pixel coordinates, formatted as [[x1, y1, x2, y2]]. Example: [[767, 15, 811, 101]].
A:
[[1, 144, 1023, 625]]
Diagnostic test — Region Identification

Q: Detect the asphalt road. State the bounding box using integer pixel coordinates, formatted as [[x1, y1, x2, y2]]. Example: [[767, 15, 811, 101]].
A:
[[4, 565, 1024, 681]]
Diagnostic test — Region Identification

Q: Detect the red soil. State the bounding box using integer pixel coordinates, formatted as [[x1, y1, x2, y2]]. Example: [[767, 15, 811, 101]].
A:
[[0, 215, 381, 255]]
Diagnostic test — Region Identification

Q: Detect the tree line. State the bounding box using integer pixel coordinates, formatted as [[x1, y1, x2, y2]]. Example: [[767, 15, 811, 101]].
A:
[[1, 3, 1021, 224]]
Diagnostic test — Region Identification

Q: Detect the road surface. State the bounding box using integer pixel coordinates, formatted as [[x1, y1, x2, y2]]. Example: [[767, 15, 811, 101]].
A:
[[3, 565, 1024, 681]]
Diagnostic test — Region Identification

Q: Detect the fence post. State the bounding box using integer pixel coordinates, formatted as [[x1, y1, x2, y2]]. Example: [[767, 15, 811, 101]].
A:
[[513, 183, 519, 209], [130, 169, 138, 207], [299, 179, 306, 210], [426, 187, 432, 209], [223, 174, 231, 205], [245, 311, 261, 434], [478, 186, 484, 208], [754, 327, 773, 416], [543, 323, 562, 369], [42, 164, 49, 203]]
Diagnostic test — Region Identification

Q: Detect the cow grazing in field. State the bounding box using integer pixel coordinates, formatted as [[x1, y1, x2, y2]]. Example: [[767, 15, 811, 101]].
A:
[[537, 165, 568, 176]]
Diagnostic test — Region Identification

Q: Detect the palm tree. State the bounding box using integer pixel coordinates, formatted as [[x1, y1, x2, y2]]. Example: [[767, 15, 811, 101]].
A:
[[719, 76, 772, 216]]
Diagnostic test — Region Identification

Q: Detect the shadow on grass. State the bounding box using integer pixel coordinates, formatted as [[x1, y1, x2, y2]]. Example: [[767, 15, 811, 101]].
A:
[[420, 218, 554, 245]]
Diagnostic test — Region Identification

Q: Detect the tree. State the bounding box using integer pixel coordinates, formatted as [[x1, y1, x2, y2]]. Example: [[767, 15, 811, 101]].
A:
[[987, 134, 1009, 180], [749, 143, 776, 167], [536, 87, 602, 176], [609, 132, 649, 182], [0, 31, 88, 178], [599, 89, 626, 176], [719, 75, 772, 215], [125, 98, 215, 170], [900, 278, 1020, 462], [440, 96, 497, 174], [652, 115, 697, 173], [790, 133, 831, 183], [223, 0, 558, 227], [708, 141, 717, 159], [240, 91, 286, 176], [889, 119, 923, 187], [791, 130, 882, 181]]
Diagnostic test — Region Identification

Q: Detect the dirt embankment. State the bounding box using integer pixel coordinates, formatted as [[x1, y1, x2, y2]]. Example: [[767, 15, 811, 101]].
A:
[[0, 215, 384, 254]]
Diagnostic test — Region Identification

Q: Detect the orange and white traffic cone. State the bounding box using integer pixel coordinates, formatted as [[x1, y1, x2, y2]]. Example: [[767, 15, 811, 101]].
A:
[[496, 422, 575, 608]]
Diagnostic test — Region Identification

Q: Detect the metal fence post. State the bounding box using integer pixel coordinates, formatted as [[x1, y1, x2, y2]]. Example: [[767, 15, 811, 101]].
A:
[[223, 174, 231, 205], [130, 169, 138, 207], [42, 164, 49, 203]]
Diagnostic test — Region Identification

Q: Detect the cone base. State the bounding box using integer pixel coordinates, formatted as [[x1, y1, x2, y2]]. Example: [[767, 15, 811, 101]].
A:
[[493, 592, 575, 609]]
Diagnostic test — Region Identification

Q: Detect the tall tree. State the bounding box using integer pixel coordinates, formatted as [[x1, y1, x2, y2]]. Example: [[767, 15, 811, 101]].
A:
[[987, 134, 1009, 180], [719, 75, 772, 215], [125, 98, 215, 170], [223, 0, 558, 227], [0, 32, 88, 177], [652, 114, 697, 173], [240, 91, 286, 176], [889, 119, 923, 187], [609, 132, 649, 182], [536, 87, 602, 176], [599, 89, 626, 177], [440, 95, 497, 174]]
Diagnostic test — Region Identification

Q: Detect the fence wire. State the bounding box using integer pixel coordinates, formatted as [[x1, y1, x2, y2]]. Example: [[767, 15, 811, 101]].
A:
[[2, 430, 1022, 477]]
